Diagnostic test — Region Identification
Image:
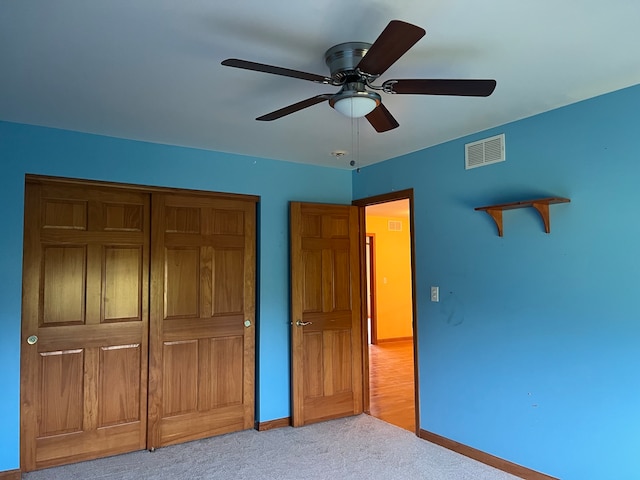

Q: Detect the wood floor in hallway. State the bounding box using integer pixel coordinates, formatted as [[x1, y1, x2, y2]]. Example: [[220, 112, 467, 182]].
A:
[[368, 339, 415, 432]]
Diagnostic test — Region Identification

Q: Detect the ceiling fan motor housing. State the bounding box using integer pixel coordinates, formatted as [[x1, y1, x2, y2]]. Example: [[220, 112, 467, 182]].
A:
[[324, 42, 372, 80]]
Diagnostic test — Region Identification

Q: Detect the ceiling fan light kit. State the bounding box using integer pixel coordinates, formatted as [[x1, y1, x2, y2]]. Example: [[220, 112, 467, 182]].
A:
[[222, 20, 496, 132], [330, 89, 381, 118]]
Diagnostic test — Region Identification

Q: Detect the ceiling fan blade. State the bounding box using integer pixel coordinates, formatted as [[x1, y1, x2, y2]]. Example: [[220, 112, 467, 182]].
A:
[[387, 79, 497, 97], [356, 20, 426, 76], [365, 103, 399, 132], [222, 59, 332, 84], [256, 95, 332, 121]]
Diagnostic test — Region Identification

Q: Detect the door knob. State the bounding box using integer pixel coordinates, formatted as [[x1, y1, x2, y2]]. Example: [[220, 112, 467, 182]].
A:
[[244, 320, 251, 327], [295, 320, 313, 327], [27, 335, 38, 345]]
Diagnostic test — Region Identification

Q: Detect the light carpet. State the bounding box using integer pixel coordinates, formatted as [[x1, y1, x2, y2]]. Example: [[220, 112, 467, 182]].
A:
[[23, 414, 521, 480]]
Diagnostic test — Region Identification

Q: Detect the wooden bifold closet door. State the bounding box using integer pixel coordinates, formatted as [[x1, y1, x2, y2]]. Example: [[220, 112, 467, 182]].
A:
[[20, 177, 256, 471]]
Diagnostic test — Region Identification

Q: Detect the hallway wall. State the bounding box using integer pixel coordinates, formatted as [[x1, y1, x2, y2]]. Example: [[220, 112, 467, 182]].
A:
[[366, 214, 412, 341]]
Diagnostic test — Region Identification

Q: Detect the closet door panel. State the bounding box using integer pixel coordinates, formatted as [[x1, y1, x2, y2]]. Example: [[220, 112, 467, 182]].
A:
[[21, 180, 150, 471], [148, 193, 256, 448]]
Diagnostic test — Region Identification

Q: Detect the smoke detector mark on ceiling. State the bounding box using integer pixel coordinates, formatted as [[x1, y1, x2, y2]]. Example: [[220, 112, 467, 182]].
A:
[[465, 134, 505, 169]]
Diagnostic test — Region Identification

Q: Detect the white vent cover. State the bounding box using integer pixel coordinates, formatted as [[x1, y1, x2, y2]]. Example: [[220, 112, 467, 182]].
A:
[[465, 134, 505, 169], [388, 220, 402, 232]]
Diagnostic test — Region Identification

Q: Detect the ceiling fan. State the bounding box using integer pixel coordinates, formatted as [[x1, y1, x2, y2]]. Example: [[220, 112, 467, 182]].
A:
[[221, 20, 496, 132]]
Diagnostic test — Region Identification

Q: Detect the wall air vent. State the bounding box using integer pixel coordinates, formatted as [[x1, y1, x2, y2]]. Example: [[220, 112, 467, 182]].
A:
[[388, 220, 402, 232], [465, 133, 505, 170]]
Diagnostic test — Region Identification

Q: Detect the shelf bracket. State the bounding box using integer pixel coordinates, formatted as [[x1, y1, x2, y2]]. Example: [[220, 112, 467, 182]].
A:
[[475, 197, 570, 237], [531, 201, 551, 233], [485, 208, 504, 237]]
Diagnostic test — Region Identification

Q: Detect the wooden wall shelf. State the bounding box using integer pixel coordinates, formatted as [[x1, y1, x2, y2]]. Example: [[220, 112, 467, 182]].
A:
[[475, 197, 570, 237]]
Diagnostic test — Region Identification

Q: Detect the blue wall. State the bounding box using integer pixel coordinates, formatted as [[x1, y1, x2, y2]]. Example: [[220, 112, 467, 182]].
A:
[[353, 83, 640, 480], [0, 122, 352, 472], [3, 83, 640, 479]]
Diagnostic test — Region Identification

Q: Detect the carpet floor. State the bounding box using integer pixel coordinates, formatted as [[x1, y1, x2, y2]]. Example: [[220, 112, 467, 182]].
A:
[[23, 414, 521, 480]]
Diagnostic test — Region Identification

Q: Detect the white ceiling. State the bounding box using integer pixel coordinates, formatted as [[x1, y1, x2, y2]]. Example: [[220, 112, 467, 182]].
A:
[[2, 1, 640, 169]]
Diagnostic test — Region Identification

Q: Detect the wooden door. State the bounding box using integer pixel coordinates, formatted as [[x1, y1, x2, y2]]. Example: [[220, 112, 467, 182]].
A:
[[147, 192, 256, 448], [290, 202, 363, 426], [21, 179, 150, 471]]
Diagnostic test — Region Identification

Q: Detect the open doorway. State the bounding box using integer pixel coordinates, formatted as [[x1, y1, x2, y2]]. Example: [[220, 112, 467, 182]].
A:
[[355, 191, 418, 434]]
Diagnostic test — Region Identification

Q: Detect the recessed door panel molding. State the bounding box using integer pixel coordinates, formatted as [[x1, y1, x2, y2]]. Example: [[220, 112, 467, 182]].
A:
[[103, 203, 144, 232], [38, 349, 85, 437], [164, 247, 200, 319], [325, 214, 350, 238], [41, 245, 87, 325], [164, 206, 201, 234], [103, 246, 143, 322], [162, 340, 199, 417], [98, 344, 142, 427], [303, 332, 323, 398], [300, 213, 321, 237], [202, 336, 244, 409], [302, 250, 323, 313], [212, 248, 244, 315], [212, 208, 245, 235], [326, 329, 353, 394], [332, 249, 351, 311], [42, 198, 88, 230]]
